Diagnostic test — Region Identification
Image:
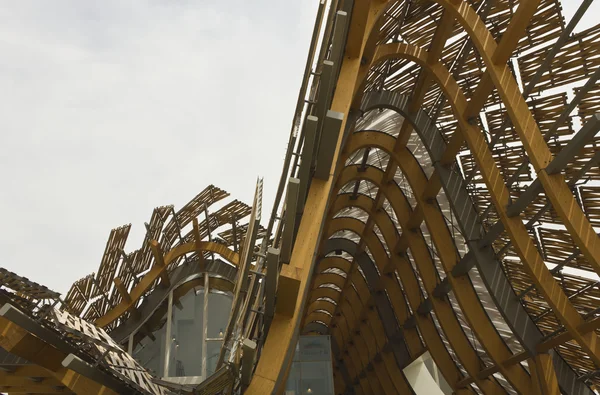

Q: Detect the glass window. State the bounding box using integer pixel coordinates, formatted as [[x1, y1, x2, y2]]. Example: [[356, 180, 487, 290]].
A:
[[206, 340, 223, 376], [207, 291, 231, 339], [132, 309, 167, 377], [285, 336, 334, 395], [131, 277, 233, 379], [170, 286, 204, 377]]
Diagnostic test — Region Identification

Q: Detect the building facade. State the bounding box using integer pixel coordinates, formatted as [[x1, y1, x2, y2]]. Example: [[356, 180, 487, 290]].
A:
[[0, 1, 599, 394]]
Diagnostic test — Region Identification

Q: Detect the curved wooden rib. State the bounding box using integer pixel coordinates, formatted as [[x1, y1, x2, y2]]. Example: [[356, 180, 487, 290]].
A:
[[95, 241, 239, 328], [324, 216, 471, 392], [431, 0, 600, 274], [320, 192, 470, 392], [354, 40, 600, 368], [339, 131, 534, 392], [322, 237, 415, 394], [309, 164, 505, 394], [308, 214, 415, 395], [355, 89, 593, 395]]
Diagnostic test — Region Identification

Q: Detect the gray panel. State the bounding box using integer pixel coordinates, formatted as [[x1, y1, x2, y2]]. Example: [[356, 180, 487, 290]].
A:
[[315, 111, 345, 180], [313, 60, 336, 162], [329, 11, 349, 82], [264, 247, 280, 333], [241, 338, 257, 387], [281, 178, 300, 264], [297, 116, 319, 214]]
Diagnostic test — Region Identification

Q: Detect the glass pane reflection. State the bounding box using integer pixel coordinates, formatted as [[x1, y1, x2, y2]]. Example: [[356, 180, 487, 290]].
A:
[[131, 278, 233, 379], [207, 291, 231, 339], [132, 310, 167, 377], [170, 286, 204, 377], [285, 336, 334, 395]]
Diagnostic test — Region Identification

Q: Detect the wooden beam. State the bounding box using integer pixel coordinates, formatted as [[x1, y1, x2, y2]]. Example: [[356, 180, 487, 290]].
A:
[[149, 240, 170, 288], [192, 218, 207, 271], [54, 367, 118, 395], [113, 278, 131, 304], [531, 353, 561, 395], [95, 241, 238, 328]]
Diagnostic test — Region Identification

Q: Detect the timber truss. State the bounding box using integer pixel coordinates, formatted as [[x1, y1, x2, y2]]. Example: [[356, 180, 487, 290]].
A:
[[250, 0, 600, 395], [1, 1, 599, 395]]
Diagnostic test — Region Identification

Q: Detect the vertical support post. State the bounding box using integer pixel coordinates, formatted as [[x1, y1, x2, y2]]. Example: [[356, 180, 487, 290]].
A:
[[264, 248, 280, 332], [281, 178, 300, 264], [329, 11, 349, 80], [163, 290, 174, 378], [295, 116, 319, 235], [204, 203, 215, 261], [313, 60, 335, 165], [202, 274, 210, 380], [231, 214, 238, 253], [127, 332, 134, 355], [241, 338, 257, 387], [314, 110, 344, 180]]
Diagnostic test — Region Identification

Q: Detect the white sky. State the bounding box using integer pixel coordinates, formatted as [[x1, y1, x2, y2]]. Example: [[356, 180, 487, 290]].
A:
[[0, 1, 597, 294]]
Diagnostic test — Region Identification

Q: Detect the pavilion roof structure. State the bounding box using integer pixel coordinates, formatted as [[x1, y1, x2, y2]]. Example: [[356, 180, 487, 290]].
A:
[[273, 1, 600, 394]]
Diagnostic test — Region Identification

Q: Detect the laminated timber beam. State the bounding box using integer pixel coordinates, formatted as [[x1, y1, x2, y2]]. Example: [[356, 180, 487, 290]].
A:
[[531, 352, 561, 395], [430, 0, 600, 281], [322, 193, 467, 390], [316, 238, 416, 394], [149, 240, 170, 288], [309, 168, 506, 393], [245, 1, 389, 393], [325, 132, 592, 394], [353, 90, 592, 395], [321, 134, 535, 393], [0, 307, 122, 394], [317, 214, 467, 391], [112, 277, 140, 321], [0, 369, 66, 390], [338, 13, 597, 386], [312, 84, 592, 388]]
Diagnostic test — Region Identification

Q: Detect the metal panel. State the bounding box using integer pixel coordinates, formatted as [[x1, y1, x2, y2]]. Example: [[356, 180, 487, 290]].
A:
[[315, 111, 345, 180], [264, 247, 280, 332], [329, 11, 349, 81], [314, 60, 336, 159], [297, 116, 319, 212], [241, 338, 257, 387], [281, 178, 300, 264]]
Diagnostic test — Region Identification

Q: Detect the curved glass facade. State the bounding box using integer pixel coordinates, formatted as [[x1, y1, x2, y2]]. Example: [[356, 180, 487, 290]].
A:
[[132, 276, 233, 380]]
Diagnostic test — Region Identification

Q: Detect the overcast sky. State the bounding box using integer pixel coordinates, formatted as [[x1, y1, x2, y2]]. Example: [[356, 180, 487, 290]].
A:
[[0, 1, 597, 294]]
